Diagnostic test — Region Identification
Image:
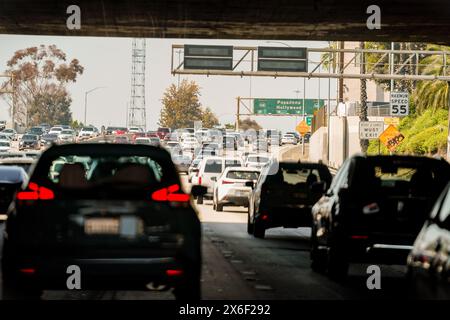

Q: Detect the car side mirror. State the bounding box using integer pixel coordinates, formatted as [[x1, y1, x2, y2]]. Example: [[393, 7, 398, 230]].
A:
[[191, 185, 207, 197], [310, 181, 326, 193], [245, 181, 255, 189], [211, 177, 217, 182]]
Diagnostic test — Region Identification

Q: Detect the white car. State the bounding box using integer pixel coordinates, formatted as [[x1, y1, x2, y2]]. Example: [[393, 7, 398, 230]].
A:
[[48, 127, 63, 135], [182, 136, 198, 151], [193, 156, 243, 204], [135, 137, 151, 145], [0, 140, 11, 152], [1, 129, 17, 141], [188, 156, 203, 182], [78, 127, 97, 140], [212, 167, 260, 212], [58, 129, 76, 143], [281, 134, 297, 145], [245, 154, 271, 169], [128, 127, 142, 134]]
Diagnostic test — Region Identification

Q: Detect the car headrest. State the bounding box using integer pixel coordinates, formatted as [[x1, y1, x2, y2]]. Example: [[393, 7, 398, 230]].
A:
[[59, 163, 89, 188], [112, 164, 154, 185]]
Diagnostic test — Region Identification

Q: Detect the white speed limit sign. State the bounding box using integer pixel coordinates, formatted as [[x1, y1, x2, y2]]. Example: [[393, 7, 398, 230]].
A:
[[390, 92, 409, 116]]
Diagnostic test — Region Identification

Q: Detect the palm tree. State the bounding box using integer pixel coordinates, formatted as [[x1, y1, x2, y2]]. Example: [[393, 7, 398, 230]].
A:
[[413, 44, 450, 113], [360, 41, 369, 152]]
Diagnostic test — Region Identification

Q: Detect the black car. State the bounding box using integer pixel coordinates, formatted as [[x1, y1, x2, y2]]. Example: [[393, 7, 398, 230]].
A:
[[1, 143, 205, 300], [247, 161, 332, 238], [19, 134, 41, 150], [310, 155, 450, 279], [407, 182, 450, 299], [0, 166, 28, 222], [41, 133, 59, 146], [27, 126, 45, 137]]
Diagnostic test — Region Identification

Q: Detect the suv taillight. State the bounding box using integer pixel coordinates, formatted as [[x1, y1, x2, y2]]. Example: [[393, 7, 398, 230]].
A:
[[16, 182, 54, 200]]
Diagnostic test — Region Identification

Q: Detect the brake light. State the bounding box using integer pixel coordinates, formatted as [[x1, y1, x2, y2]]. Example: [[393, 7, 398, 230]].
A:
[[16, 182, 54, 200], [261, 214, 269, 220], [166, 269, 183, 277], [350, 235, 369, 240], [20, 268, 36, 274], [151, 184, 189, 202], [221, 180, 233, 185], [198, 176, 202, 185]]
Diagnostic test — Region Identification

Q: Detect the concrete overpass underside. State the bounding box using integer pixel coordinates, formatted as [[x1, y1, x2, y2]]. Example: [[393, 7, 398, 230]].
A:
[[0, 0, 449, 43]]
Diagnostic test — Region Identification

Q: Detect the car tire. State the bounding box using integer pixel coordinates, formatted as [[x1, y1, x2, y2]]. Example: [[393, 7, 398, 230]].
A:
[[326, 244, 349, 280], [216, 203, 223, 212], [247, 211, 254, 235], [197, 196, 204, 205], [1, 241, 42, 300], [173, 270, 201, 301], [310, 228, 327, 273], [253, 219, 265, 239]]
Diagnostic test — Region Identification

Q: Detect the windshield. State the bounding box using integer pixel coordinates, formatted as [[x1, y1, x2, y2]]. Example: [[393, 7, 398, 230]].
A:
[[22, 135, 37, 140], [226, 170, 259, 180]]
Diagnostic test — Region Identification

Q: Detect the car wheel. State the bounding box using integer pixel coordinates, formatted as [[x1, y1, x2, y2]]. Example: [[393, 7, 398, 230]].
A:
[[173, 270, 201, 301], [197, 196, 203, 205], [326, 244, 349, 280], [310, 227, 327, 273], [1, 241, 42, 300], [216, 203, 223, 212], [247, 210, 254, 234], [253, 219, 265, 239]]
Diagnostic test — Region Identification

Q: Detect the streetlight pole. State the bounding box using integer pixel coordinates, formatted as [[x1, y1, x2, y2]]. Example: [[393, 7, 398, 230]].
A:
[[84, 87, 106, 125]]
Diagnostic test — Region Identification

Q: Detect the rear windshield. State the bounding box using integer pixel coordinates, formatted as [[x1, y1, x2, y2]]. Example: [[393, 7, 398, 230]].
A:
[[248, 156, 269, 163], [0, 168, 26, 183], [266, 166, 327, 187], [41, 154, 171, 199], [227, 171, 259, 180], [352, 159, 450, 197], [23, 135, 37, 140], [225, 160, 242, 168], [204, 159, 222, 173]]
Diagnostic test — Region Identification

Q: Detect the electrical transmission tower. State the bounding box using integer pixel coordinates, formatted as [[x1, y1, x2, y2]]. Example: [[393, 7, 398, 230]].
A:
[[129, 38, 147, 130]]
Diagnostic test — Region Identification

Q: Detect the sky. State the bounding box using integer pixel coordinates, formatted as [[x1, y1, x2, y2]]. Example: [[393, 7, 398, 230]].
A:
[[0, 35, 337, 131]]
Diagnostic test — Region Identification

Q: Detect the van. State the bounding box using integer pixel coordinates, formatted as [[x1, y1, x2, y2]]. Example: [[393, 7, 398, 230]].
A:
[[194, 156, 243, 204]]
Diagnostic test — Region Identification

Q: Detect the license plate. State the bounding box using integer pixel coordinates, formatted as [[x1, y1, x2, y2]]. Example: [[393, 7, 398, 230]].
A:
[[85, 218, 120, 235], [293, 193, 307, 199], [236, 191, 248, 197]]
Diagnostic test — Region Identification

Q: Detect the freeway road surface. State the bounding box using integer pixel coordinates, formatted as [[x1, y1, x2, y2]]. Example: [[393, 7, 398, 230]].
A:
[[0, 144, 413, 300]]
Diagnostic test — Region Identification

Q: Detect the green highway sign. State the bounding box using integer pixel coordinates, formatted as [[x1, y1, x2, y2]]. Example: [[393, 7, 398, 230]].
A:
[[306, 116, 312, 126], [184, 44, 233, 71], [258, 47, 308, 72], [253, 98, 325, 115]]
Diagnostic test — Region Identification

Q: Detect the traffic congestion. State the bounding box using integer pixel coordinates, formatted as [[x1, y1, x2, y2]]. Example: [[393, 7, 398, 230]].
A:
[[0, 122, 448, 300]]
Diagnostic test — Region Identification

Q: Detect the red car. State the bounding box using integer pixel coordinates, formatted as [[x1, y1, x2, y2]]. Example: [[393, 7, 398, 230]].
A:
[[131, 132, 146, 141], [157, 127, 171, 139]]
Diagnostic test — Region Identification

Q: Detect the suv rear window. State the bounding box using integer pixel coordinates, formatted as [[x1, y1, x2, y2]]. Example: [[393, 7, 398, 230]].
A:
[[227, 171, 259, 180], [225, 160, 242, 168], [204, 159, 222, 173]]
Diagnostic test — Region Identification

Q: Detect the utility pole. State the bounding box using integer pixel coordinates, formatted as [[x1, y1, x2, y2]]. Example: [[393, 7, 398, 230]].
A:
[[236, 96, 241, 131], [390, 42, 395, 92], [338, 41, 345, 103]]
